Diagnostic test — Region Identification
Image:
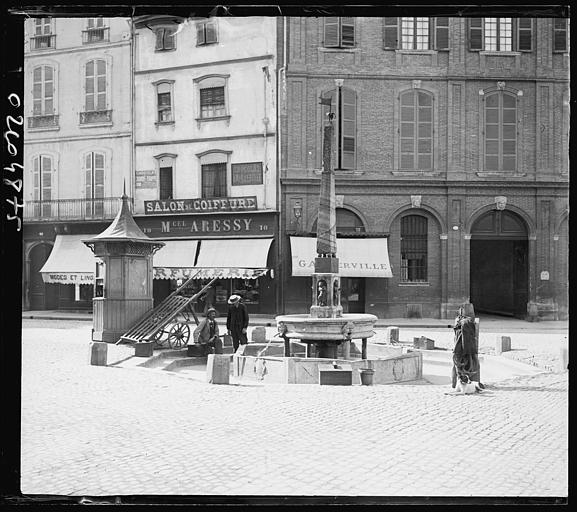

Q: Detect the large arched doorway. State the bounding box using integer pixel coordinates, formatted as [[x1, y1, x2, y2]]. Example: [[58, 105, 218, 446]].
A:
[[470, 210, 528, 318], [28, 243, 59, 310]]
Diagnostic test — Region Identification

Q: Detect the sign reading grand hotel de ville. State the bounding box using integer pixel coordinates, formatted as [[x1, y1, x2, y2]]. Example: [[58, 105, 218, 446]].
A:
[[144, 196, 257, 215]]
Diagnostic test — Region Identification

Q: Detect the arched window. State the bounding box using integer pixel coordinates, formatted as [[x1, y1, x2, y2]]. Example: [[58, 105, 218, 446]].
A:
[[400, 90, 433, 170], [311, 208, 365, 234], [196, 75, 228, 119], [197, 150, 231, 198], [32, 154, 53, 216], [320, 87, 357, 170], [401, 215, 428, 282], [84, 151, 105, 217], [484, 91, 517, 172], [85, 59, 107, 111]]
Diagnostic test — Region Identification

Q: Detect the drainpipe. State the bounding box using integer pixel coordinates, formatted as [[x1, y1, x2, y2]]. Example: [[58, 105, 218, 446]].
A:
[[262, 65, 270, 210], [129, 16, 135, 210]]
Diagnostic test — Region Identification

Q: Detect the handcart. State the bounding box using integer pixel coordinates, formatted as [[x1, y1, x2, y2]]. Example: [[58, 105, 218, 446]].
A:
[[117, 271, 217, 349]]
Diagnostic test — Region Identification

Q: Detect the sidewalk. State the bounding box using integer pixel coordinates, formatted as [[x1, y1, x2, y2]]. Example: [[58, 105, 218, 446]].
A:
[[22, 309, 569, 331]]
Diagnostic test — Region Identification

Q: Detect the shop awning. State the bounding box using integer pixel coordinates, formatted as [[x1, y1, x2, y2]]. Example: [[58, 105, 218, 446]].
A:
[[40, 234, 97, 284], [290, 236, 393, 278], [153, 240, 199, 280], [194, 238, 273, 280]]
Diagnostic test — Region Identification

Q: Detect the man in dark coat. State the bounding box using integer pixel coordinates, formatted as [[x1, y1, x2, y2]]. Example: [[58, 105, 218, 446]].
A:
[[226, 294, 249, 352], [451, 307, 482, 388]]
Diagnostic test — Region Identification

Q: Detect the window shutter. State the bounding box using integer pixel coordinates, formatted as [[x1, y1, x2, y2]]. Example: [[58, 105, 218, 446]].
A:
[[384, 17, 399, 49], [85, 153, 92, 199], [205, 21, 217, 43], [155, 29, 164, 50], [324, 17, 340, 47], [341, 88, 356, 169], [94, 153, 104, 199], [469, 18, 483, 50], [435, 17, 449, 50], [197, 23, 205, 45], [517, 18, 532, 51], [553, 18, 568, 52], [341, 17, 355, 47], [164, 29, 175, 50], [33, 156, 40, 200]]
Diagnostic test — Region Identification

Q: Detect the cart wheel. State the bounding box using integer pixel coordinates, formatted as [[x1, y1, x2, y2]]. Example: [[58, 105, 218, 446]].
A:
[[167, 323, 190, 349], [153, 328, 170, 347]]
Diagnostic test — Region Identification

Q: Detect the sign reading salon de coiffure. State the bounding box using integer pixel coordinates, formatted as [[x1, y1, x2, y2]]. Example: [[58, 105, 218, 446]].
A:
[[144, 196, 257, 215]]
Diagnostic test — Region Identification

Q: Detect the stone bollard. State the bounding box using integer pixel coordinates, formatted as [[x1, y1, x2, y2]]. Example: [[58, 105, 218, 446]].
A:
[[134, 341, 154, 357], [413, 337, 434, 350], [89, 341, 108, 366], [207, 354, 230, 384], [251, 326, 267, 343], [386, 326, 399, 344], [495, 336, 512, 355], [559, 346, 569, 372]]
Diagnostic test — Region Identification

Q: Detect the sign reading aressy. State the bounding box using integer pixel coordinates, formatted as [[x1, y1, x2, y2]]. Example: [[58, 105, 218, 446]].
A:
[[144, 196, 257, 215]]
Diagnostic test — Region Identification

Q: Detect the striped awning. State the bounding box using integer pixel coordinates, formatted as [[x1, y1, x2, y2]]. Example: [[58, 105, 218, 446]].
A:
[[153, 240, 199, 280]]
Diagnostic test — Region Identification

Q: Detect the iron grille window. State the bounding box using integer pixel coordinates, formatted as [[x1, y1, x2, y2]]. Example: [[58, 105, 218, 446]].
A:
[[159, 166, 173, 199], [202, 163, 227, 198], [197, 20, 218, 45], [400, 90, 433, 170], [401, 215, 428, 282], [200, 86, 225, 118], [484, 91, 517, 171], [231, 162, 263, 186], [155, 27, 176, 50], [324, 17, 355, 48], [384, 17, 449, 50]]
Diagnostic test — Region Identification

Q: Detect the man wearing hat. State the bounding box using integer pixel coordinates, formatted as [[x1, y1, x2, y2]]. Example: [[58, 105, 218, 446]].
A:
[[226, 294, 249, 352], [193, 307, 223, 355]]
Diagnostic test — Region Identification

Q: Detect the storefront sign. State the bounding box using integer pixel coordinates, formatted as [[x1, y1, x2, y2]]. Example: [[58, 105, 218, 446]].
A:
[[136, 169, 156, 189], [138, 212, 276, 238], [43, 273, 94, 284], [144, 196, 257, 215]]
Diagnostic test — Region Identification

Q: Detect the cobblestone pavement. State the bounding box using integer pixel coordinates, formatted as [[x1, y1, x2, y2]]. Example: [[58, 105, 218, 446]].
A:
[[20, 320, 567, 498]]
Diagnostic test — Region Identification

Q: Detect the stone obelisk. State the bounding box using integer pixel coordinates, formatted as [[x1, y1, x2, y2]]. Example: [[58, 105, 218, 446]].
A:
[[310, 108, 342, 320]]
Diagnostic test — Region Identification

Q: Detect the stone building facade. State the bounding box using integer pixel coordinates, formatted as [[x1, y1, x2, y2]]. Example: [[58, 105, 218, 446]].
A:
[[279, 16, 569, 320]]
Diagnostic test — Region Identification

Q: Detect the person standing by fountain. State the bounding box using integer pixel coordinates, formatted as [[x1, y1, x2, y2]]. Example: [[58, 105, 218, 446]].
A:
[[227, 294, 249, 353]]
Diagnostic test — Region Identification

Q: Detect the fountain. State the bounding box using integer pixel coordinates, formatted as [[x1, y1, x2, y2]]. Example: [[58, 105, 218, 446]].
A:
[[275, 86, 377, 360]]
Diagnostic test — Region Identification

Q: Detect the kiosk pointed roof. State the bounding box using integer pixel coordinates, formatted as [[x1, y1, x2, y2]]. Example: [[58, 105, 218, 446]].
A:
[[84, 193, 155, 244]]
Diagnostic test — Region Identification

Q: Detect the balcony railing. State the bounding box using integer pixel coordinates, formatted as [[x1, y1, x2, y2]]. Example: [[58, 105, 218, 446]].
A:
[[82, 27, 110, 44], [24, 197, 133, 222], [31, 34, 56, 50], [79, 110, 112, 125], [28, 114, 59, 129]]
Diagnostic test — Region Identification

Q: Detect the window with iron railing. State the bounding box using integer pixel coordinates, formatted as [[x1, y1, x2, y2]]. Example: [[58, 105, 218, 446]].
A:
[[82, 18, 109, 43], [32, 154, 54, 217], [31, 18, 55, 49], [29, 65, 58, 129], [81, 59, 111, 124], [400, 215, 428, 282]]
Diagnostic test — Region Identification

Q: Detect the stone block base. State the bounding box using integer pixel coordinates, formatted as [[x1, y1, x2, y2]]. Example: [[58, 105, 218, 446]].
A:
[[207, 354, 230, 384], [414, 337, 435, 350], [89, 341, 108, 366], [251, 326, 267, 343], [495, 336, 511, 355], [319, 365, 352, 385], [134, 342, 154, 357], [386, 326, 399, 344]]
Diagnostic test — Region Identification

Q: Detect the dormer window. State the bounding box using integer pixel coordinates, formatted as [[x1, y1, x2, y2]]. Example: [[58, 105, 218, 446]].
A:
[[31, 18, 55, 50], [83, 18, 109, 44]]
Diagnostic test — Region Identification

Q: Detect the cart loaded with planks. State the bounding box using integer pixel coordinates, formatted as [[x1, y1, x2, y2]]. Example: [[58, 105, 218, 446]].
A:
[[117, 272, 217, 349]]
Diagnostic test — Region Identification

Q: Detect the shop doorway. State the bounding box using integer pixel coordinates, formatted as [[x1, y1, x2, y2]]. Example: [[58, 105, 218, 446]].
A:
[[470, 210, 528, 318], [341, 277, 365, 313], [29, 243, 58, 310]]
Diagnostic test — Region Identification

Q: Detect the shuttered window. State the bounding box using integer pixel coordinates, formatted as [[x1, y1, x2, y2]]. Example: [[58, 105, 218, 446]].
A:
[[84, 152, 105, 217], [469, 18, 533, 51], [33, 155, 53, 217], [200, 86, 225, 118], [400, 90, 433, 170], [155, 27, 176, 50], [553, 18, 568, 52], [324, 17, 355, 48], [32, 65, 54, 116], [384, 18, 449, 50], [484, 91, 517, 172], [435, 17, 449, 49], [321, 88, 357, 170], [401, 215, 428, 282], [85, 59, 107, 111], [202, 163, 227, 198], [197, 19, 218, 45]]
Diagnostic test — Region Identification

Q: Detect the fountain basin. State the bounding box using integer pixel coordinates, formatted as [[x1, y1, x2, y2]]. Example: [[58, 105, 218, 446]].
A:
[[275, 313, 378, 341]]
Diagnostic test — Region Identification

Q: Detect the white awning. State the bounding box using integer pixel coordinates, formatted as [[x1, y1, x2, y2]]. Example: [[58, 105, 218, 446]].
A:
[[153, 240, 199, 280], [290, 236, 393, 278], [40, 234, 97, 284], [194, 238, 273, 280]]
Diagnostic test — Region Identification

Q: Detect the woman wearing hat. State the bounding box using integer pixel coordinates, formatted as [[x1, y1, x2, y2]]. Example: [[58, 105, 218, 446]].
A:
[[226, 294, 249, 352], [193, 307, 223, 355]]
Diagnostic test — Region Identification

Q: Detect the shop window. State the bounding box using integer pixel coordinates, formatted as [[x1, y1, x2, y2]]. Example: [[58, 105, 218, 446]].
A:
[[484, 91, 517, 172], [384, 17, 449, 50], [401, 215, 428, 282], [320, 87, 357, 170], [197, 19, 218, 45], [553, 18, 568, 52], [468, 18, 533, 52], [155, 26, 176, 51], [231, 162, 263, 186], [399, 90, 433, 170], [232, 279, 260, 305], [324, 17, 355, 48]]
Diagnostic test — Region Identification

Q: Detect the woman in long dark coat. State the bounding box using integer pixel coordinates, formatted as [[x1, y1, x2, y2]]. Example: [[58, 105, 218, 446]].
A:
[[451, 307, 481, 388], [226, 294, 249, 352]]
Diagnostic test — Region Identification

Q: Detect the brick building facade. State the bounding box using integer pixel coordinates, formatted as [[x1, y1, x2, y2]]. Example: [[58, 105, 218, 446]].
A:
[[279, 16, 569, 320]]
